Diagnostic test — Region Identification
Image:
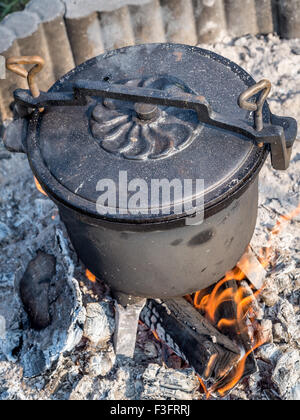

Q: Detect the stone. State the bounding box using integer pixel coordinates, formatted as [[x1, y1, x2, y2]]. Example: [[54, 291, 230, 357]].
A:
[[0, 27, 15, 54], [255, 0, 274, 34], [26, 0, 65, 22], [194, 0, 227, 43], [65, 12, 104, 65], [84, 301, 115, 347], [42, 17, 75, 80], [129, 0, 166, 44], [2, 11, 40, 39], [224, 0, 258, 37], [64, 0, 152, 19], [100, 7, 135, 51], [160, 0, 198, 45], [278, 0, 300, 39]]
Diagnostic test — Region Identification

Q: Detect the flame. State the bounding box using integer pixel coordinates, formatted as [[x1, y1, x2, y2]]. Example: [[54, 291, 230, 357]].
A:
[[85, 269, 96, 283], [197, 375, 210, 399], [34, 177, 48, 197], [192, 203, 300, 397], [152, 330, 160, 341], [214, 339, 264, 397]]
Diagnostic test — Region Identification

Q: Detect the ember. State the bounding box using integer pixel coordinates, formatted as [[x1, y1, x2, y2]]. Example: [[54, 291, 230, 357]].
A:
[[85, 269, 96, 283], [34, 177, 47, 197]]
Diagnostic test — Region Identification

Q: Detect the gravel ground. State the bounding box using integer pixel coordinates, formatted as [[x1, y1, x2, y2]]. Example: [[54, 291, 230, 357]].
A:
[[0, 34, 299, 400]]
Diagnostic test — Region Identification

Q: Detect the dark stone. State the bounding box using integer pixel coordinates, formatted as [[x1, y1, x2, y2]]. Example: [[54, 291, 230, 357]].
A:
[[19, 251, 56, 330]]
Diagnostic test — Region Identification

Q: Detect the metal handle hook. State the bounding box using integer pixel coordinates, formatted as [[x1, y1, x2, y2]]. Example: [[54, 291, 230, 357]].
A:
[[238, 79, 271, 132], [6, 55, 45, 112]]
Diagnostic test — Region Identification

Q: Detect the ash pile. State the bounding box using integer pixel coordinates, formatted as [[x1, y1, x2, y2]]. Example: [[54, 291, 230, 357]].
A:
[[0, 34, 299, 400]]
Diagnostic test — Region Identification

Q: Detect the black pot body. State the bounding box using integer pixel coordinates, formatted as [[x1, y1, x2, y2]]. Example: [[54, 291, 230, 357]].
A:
[[58, 178, 259, 298]]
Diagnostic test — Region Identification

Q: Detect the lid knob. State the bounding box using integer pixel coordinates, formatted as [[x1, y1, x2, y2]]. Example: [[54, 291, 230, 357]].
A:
[[134, 103, 159, 121]]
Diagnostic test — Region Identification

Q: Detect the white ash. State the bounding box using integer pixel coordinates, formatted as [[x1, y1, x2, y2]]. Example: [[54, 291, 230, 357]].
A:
[[204, 33, 300, 401], [142, 364, 200, 400], [0, 33, 299, 400], [83, 301, 115, 348]]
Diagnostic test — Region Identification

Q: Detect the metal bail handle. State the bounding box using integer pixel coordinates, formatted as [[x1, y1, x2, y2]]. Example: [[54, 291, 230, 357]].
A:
[[12, 76, 297, 170], [238, 79, 271, 133], [6, 55, 45, 112]]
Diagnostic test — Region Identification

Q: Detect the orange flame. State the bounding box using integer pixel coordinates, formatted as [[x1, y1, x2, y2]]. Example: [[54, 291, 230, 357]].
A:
[[152, 330, 160, 341], [34, 177, 47, 197], [193, 203, 300, 397], [85, 269, 96, 283], [216, 339, 264, 397], [197, 375, 210, 399]]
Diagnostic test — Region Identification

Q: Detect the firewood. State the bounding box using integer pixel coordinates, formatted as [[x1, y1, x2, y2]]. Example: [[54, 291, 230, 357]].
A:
[[141, 297, 241, 382]]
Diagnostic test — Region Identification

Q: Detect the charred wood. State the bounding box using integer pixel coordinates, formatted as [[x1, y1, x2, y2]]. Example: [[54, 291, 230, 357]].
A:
[[141, 297, 241, 382], [19, 251, 56, 330]]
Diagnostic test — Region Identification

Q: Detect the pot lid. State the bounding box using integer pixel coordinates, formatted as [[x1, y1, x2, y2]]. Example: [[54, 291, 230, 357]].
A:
[[23, 44, 271, 222]]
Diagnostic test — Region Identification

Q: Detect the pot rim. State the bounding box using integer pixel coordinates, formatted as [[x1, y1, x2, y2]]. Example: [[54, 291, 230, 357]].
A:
[[27, 110, 268, 224]]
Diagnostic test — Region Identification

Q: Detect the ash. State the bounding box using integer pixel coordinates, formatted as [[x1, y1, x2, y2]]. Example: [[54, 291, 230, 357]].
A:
[[0, 34, 299, 401]]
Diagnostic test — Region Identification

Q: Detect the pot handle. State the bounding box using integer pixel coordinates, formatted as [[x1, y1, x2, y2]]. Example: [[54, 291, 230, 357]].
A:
[[12, 78, 298, 169], [6, 55, 45, 113], [238, 79, 271, 133], [1, 56, 45, 153]]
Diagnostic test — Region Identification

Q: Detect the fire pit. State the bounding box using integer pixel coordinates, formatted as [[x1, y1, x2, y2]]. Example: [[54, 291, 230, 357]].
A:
[[0, 35, 299, 401], [3, 43, 297, 301]]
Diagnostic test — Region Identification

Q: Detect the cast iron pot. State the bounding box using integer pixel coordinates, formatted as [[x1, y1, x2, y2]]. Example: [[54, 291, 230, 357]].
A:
[[3, 44, 297, 300]]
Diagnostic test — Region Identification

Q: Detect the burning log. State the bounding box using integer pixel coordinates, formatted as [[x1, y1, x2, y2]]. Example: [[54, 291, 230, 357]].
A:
[[205, 279, 258, 396], [140, 297, 241, 383]]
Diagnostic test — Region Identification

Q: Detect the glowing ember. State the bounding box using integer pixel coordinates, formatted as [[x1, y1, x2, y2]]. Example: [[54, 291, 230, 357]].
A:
[[197, 375, 210, 399], [152, 329, 160, 342], [34, 177, 48, 197], [85, 269, 96, 283]]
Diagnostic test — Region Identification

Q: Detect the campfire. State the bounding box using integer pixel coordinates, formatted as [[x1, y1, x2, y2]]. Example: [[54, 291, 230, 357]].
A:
[[0, 31, 299, 402], [78, 202, 299, 399]]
